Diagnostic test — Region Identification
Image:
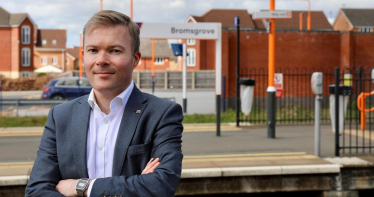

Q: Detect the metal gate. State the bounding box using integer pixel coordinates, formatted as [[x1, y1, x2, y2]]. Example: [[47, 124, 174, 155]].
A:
[[334, 67, 374, 155]]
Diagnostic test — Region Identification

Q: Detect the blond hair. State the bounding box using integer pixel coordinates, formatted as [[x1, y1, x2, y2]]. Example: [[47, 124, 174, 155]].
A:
[[83, 10, 140, 55]]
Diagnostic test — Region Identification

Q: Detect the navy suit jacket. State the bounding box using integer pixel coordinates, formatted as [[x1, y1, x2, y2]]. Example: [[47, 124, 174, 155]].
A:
[[25, 86, 184, 197]]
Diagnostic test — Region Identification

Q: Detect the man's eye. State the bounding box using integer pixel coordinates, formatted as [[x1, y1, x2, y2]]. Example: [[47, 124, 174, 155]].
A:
[[112, 49, 121, 53], [88, 49, 98, 53]]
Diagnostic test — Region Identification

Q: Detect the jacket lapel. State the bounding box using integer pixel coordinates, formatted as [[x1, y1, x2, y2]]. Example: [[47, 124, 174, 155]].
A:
[[112, 86, 147, 176], [72, 95, 91, 178]]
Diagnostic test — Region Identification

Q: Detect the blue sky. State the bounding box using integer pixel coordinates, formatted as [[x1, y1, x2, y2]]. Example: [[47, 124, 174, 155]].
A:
[[1, 0, 374, 47]]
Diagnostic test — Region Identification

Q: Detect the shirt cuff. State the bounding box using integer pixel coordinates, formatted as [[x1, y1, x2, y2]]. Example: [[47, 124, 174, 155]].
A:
[[86, 179, 96, 197]]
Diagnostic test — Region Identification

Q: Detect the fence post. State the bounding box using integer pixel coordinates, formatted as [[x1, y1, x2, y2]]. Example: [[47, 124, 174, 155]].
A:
[[164, 70, 168, 90], [136, 70, 140, 88], [222, 76, 226, 112], [192, 71, 195, 90], [16, 99, 19, 117], [335, 67, 340, 157], [235, 16, 240, 127], [0, 75, 2, 117]]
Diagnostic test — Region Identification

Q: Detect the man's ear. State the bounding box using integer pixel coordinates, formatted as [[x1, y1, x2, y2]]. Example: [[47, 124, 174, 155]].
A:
[[133, 51, 141, 69]]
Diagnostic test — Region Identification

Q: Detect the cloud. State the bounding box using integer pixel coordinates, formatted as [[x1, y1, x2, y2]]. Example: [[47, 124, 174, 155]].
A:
[[1, 0, 374, 47], [170, 0, 185, 8]]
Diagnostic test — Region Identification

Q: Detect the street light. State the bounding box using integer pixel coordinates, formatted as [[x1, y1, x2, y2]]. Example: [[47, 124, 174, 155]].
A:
[[299, 0, 311, 30]]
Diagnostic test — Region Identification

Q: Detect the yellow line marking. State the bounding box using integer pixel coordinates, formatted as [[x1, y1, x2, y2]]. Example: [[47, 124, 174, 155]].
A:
[[0, 162, 34, 166], [344, 129, 374, 140], [184, 152, 307, 159], [0, 133, 42, 137], [183, 155, 319, 162]]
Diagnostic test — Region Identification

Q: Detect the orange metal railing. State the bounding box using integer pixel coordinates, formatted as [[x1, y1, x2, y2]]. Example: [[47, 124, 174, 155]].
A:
[[357, 92, 374, 130]]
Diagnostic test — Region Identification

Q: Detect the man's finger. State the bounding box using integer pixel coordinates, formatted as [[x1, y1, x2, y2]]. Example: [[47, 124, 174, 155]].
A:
[[142, 158, 155, 174], [148, 162, 160, 173], [142, 158, 160, 174]]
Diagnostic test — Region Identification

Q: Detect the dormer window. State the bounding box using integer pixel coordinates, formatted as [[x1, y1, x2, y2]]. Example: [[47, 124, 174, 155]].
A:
[[187, 39, 196, 45], [52, 39, 57, 45], [42, 39, 47, 45], [21, 26, 30, 44]]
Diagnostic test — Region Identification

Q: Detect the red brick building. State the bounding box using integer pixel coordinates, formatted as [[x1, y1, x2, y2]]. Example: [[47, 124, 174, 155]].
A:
[[333, 8, 374, 32], [34, 29, 69, 71], [184, 9, 374, 100], [0, 7, 37, 78], [136, 39, 176, 71]]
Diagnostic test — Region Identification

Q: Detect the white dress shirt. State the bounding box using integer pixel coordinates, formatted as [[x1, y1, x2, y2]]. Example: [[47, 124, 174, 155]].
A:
[[85, 82, 134, 196]]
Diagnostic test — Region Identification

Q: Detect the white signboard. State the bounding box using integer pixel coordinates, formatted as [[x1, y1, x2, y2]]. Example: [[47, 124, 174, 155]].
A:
[[274, 73, 283, 89], [139, 22, 219, 39], [252, 11, 292, 20], [274, 73, 283, 98]]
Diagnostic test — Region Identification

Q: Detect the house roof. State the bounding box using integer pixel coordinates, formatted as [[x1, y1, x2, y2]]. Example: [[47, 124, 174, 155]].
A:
[[36, 29, 66, 49], [0, 7, 10, 26], [9, 13, 28, 25], [341, 8, 374, 27], [66, 46, 80, 59], [0, 6, 36, 27], [188, 9, 256, 29], [272, 11, 333, 30], [139, 39, 175, 60]]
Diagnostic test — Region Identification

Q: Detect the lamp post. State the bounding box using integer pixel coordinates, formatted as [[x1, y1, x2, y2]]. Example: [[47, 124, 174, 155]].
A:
[[130, 0, 133, 19], [100, 0, 103, 11], [299, 0, 311, 30], [267, 0, 276, 138], [79, 33, 83, 78]]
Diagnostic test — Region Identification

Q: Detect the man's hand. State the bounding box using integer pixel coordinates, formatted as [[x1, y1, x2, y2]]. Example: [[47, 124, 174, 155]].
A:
[[56, 179, 79, 197], [142, 158, 160, 174], [55, 158, 159, 196]]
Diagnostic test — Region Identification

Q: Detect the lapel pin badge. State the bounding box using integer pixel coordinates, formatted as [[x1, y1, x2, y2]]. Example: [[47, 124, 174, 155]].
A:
[[136, 110, 141, 114]]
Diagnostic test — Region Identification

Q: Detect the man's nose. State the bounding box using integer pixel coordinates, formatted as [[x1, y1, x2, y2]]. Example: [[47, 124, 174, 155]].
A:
[[95, 51, 110, 66]]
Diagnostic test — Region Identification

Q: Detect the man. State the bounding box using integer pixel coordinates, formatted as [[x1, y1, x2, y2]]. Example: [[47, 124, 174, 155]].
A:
[[25, 10, 183, 197]]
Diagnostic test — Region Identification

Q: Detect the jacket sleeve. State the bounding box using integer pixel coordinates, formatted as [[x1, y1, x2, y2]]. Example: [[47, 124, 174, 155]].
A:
[[25, 107, 65, 197], [90, 102, 184, 197]]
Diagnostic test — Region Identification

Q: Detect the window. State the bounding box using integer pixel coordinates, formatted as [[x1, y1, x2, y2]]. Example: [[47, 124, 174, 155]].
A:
[[57, 79, 77, 87], [359, 27, 373, 33], [52, 57, 58, 65], [187, 48, 196, 66], [41, 57, 47, 65], [187, 39, 196, 45], [42, 39, 47, 45], [79, 79, 91, 87], [21, 72, 30, 78], [22, 48, 30, 66], [154, 57, 164, 65], [21, 26, 30, 44], [66, 58, 70, 65], [52, 39, 57, 45]]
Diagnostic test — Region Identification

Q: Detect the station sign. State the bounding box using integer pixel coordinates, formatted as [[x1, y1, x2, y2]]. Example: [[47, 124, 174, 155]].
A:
[[139, 22, 220, 40], [252, 11, 292, 20]]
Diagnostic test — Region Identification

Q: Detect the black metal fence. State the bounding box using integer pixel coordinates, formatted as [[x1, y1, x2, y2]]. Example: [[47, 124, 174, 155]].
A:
[[336, 67, 374, 155], [237, 66, 374, 155], [238, 66, 335, 124]]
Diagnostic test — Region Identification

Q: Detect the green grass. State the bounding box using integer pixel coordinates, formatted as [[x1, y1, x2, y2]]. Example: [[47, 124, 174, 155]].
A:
[[0, 116, 48, 127], [183, 109, 236, 123], [0, 104, 360, 127]]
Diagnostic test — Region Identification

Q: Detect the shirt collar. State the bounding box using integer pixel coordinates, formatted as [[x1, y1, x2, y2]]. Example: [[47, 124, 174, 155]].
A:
[[87, 81, 134, 110]]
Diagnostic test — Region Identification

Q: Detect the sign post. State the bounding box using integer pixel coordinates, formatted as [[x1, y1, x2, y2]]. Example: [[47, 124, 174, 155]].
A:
[[139, 22, 221, 136], [252, 1, 291, 139]]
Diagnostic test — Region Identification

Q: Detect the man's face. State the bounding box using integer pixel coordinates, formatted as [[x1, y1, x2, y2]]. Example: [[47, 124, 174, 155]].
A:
[[83, 25, 140, 95]]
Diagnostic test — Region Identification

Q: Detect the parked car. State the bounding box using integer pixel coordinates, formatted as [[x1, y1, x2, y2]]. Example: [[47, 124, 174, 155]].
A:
[[41, 77, 92, 100]]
